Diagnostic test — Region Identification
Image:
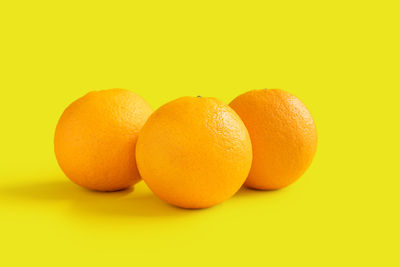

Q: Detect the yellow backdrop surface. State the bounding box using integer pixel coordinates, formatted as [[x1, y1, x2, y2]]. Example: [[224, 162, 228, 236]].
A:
[[0, 1, 398, 266]]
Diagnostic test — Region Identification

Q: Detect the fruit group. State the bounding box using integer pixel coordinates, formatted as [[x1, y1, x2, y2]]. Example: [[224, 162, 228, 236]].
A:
[[230, 89, 317, 190], [136, 96, 252, 208], [54, 89, 152, 191]]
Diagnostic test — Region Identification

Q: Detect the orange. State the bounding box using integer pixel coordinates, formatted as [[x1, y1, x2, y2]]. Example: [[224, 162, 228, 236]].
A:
[[136, 96, 253, 208], [229, 89, 317, 190], [54, 89, 152, 191]]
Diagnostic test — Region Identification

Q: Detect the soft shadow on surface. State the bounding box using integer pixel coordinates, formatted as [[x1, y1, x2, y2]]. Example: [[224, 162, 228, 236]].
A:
[[234, 186, 283, 198], [0, 178, 192, 217]]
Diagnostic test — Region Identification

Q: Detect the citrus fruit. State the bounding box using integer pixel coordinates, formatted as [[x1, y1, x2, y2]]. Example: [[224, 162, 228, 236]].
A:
[[229, 89, 317, 190], [54, 89, 152, 191], [136, 96, 253, 208]]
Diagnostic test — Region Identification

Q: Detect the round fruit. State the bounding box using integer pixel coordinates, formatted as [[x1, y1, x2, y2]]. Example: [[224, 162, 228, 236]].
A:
[[136, 96, 253, 209], [229, 89, 317, 190], [54, 89, 152, 191]]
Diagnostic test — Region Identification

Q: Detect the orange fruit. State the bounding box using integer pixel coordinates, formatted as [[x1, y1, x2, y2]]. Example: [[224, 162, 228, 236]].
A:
[[229, 89, 317, 190], [54, 89, 152, 191], [136, 96, 253, 208]]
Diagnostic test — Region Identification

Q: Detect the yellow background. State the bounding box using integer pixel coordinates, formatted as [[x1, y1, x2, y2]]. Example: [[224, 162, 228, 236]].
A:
[[0, 1, 399, 266]]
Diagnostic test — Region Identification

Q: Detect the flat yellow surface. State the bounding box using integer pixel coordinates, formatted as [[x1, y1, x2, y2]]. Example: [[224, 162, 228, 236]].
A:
[[1, 1, 399, 266]]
